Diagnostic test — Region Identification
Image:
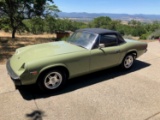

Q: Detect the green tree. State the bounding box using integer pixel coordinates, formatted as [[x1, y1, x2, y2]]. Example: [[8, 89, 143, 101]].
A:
[[44, 15, 57, 33], [110, 20, 121, 30], [150, 21, 160, 31], [30, 17, 45, 34], [128, 20, 141, 26], [0, 17, 11, 31], [0, 0, 59, 38], [91, 16, 112, 28]]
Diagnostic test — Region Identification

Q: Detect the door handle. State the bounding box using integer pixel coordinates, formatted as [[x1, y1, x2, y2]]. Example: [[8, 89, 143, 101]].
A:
[[115, 50, 120, 53]]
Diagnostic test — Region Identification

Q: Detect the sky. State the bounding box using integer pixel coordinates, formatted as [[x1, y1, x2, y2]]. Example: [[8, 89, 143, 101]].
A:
[[54, 0, 160, 15]]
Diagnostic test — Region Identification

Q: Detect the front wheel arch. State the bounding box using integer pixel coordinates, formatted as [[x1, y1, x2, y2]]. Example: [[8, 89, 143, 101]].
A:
[[36, 66, 69, 91], [38, 66, 69, 80], [36, 66, 69, 84]]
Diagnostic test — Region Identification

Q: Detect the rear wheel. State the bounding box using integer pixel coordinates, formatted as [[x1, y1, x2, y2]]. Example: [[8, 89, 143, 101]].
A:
[[38, 70, 66, 91], [121, 54, 134, 70]]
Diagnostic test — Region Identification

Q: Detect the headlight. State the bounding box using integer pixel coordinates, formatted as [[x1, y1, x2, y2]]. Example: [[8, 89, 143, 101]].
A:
[[18, 63, 26, 71], [21, 63, 26, 69]]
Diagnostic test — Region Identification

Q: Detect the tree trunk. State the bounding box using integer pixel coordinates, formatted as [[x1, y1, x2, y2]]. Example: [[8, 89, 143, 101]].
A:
[[12, 28, 16, 39]]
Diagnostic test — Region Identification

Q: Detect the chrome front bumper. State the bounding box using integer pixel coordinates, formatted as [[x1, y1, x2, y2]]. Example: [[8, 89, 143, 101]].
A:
[[6, 60, 21, 85]]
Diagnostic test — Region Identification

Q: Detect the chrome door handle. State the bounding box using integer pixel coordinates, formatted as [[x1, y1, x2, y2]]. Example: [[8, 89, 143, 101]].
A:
[[115, 50, 120, 53]]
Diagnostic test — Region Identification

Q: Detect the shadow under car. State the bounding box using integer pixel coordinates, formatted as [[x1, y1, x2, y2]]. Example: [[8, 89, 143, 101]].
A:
[[17, 60, 151, 100]]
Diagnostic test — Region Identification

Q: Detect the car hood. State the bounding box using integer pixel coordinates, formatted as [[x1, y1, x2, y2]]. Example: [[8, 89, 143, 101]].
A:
[[15, 41, 84, 59], [10, 41, 85, 73]]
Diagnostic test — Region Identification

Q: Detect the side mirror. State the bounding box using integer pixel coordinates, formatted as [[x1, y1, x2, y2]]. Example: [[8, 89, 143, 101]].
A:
[[99, 43, 105, 49]]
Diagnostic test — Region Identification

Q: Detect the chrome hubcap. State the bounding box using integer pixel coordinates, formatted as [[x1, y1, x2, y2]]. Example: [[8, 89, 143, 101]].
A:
[[124, 55, 134, 68], [44, 72, 62, 89]]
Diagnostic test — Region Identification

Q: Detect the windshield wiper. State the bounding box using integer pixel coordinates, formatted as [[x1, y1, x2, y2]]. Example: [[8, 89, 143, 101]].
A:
[[67, 41, 85, 48], [77, 44, 85, 48]]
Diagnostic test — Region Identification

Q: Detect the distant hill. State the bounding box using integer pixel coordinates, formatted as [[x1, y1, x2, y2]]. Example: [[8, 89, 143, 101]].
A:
[[57, 12, 160, 22]]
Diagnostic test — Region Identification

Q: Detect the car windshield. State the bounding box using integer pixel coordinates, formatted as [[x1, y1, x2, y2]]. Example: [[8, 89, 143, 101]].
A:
[[67, 31, 98, 49]]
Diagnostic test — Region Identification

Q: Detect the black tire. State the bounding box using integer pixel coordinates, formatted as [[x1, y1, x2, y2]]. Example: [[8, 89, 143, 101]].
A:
[[121, 54, 134, 70], [37, 69, 66, 91]]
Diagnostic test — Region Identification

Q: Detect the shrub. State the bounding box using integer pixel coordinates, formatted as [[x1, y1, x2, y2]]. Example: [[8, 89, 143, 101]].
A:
[[149, 29, 160, 39], [140, 32, 152, 40], [3, 26, 10, 32]]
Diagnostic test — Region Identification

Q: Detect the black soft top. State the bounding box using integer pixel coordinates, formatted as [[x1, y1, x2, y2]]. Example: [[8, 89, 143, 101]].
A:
[[77, 28, 119, 34]]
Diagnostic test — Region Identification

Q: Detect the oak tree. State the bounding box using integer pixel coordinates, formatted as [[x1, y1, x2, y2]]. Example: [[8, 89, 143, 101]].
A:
[[0, 0, 59, 38]]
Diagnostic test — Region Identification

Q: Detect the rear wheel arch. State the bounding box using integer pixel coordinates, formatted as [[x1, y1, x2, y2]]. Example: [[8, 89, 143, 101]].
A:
[[126, 51, 137, 59], [120, 51, 137, 70], [119, 51, 137, 64]]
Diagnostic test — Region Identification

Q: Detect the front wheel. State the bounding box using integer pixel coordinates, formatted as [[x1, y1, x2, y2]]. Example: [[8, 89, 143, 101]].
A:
[[37, 70, 66, 91], [121, 54, 134, 70]]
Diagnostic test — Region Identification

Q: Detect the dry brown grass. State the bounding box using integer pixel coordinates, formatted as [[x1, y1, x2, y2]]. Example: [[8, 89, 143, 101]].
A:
[[0, 31, 155, 65], [0, 31, 56, 64]]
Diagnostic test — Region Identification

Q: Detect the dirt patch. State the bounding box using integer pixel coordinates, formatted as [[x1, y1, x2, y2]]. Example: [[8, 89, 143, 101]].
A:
[[0, 31, 155, 64], [0, 32, 56, 64]]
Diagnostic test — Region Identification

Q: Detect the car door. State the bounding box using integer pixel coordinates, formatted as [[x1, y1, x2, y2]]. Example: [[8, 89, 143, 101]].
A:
[[90, 34, 121, 71]]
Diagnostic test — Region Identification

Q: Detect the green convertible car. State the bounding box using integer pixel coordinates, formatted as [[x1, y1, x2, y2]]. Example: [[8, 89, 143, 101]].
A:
[[6, 28, 147, 91]]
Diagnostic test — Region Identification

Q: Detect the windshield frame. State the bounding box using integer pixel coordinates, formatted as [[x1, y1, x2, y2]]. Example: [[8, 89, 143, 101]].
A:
[[67, 31, 99, 50]]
